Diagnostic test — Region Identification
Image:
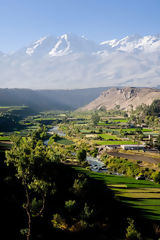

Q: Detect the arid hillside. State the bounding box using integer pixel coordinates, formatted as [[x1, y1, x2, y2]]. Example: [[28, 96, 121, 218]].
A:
[[81, 87, 160, 111]]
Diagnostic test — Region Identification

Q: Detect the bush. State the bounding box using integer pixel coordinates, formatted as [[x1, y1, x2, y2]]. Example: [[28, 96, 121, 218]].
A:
[[76, 149, 86, 162], [126, 218, 142, 240], [152, 171, 160, 184], [52, 213, 68, 230], [65, 200, 76, 213]]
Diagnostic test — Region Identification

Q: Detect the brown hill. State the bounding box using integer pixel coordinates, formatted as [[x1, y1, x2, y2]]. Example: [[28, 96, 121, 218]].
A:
[[81, 87, 160, 111]]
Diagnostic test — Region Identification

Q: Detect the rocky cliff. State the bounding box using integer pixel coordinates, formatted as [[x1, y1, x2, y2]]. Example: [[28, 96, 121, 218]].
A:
[[81, 87, 160, 111]]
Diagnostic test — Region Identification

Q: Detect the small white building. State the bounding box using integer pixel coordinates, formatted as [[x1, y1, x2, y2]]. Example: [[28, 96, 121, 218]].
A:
[[106, 145, 120, 150], [121, 145, 146, 150]]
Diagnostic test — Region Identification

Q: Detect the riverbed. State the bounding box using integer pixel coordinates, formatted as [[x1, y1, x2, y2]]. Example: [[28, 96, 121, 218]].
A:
[[45, 125, 108, 173]]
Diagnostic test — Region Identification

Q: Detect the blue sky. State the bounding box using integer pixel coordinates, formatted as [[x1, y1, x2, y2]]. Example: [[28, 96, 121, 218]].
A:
[[0, 0, 160, 52]]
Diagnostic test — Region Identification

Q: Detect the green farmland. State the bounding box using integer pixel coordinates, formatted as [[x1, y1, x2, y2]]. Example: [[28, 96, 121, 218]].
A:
[[56, 137, 74, 145], [74, 167, 160, 221], [96, 140, 138, 145], [0, 136, 10, 141], [99, 133, 120, 140]]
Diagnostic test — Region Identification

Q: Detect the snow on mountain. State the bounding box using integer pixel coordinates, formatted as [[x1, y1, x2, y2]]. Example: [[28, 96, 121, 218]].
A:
[[49, 33, 99, 56], [26, 36, 47, 56], [0, 33, 160, 89], [100, 35, 160, 52], [24, 36, 58, 57]]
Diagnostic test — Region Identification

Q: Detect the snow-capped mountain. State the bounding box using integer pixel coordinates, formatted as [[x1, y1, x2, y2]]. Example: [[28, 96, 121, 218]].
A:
[[100, 34, 160, 52], [0, 33, 160, 89], [24, 33, 98, 57]]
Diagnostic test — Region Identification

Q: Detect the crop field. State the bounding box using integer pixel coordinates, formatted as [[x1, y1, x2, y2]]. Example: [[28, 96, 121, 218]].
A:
[[0, 141, 12, 150], [56, 137, 74, 145], [74, 167, 160, 220], [98, 119, 128, 125], [142, 128, 153, 132], [98, 122, 111, 126], [120, 128, 141, 132], [34, 118, 57, 121], [0, 107, 11, 112], [0, 136, 10, 141], [111, 119, 128, 123], [96, 140, 138, 145], [122, 198, 160, 220], [80, 129, 99, 133], [98, 133, 120, 140]]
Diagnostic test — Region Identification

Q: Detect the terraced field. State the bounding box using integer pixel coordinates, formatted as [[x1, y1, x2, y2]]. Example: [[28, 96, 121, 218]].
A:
[[56, 137, 74, 145], [96, 140, 138, 145], [0, 136, 10, 141], [74, 167, 160, 221], [98, 133, 119, 140]]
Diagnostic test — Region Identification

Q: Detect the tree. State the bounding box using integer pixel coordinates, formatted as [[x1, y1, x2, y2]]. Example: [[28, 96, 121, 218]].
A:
[[76, 149, 87, 162], [147, 99, 160, 116], [5, 136, 57, 240], [91, 112, 100, 126], [115, 105, 120, 110], [152, 171, 160, 184], [155, 135, 160, 151], [126, 218, 142, 240]]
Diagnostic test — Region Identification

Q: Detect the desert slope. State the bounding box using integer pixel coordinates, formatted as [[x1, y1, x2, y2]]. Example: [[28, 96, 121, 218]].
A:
[[81, 87, 160, 111]]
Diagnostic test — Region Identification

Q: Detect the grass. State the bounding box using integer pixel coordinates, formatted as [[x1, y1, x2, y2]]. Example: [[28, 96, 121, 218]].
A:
[[98, 133, 119, 140], [0, 106, 11, 108], [120, 128, 141, 132], [73, 167, 160, 220], [96, 140, 138, 145], [142, 128, 153, 132], [116, 192, 160, 198], [0, 136, 10, 141], [74, 168, 160, 188], [111, 119, 128, 123], [34, 118, 57, 121], [98, 119, 128, 125], [56, 137, 74, 145], [122, 198, 160, 220], [0, 142, 12, 150], [80, 129, 99, 133], [98, 122, 111, 126]]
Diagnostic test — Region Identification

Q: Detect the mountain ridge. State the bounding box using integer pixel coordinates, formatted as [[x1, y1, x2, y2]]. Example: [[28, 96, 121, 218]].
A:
[[81, 87, 160, 111], [0, 33, 160, 89], [0, 87, 108, 111]]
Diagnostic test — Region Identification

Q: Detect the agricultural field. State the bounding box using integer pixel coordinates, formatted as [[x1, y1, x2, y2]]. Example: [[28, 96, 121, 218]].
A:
[[96, 140, 139, 145], [98, 133, 119, 140], [56, 137, 74, 145], [0, 136, 10, 141], [111, 119, 128, 123], [98, 118, 128, 125], [75, 167, 160, 221], [1, 108, 160, 222]]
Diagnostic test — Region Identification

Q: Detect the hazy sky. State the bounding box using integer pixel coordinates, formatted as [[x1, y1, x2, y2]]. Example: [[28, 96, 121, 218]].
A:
[[0, 0, 160, 52]]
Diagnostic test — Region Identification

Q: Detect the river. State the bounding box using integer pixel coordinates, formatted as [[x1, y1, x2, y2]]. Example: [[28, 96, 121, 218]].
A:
[[44, 125, 108, 173], [44, 126, 66, 145], [86, 156, 108, 173]]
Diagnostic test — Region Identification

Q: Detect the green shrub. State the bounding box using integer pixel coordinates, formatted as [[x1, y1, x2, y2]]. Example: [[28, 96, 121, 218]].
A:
[[126, 218, 142, 240], [65, 200, 76, 212]]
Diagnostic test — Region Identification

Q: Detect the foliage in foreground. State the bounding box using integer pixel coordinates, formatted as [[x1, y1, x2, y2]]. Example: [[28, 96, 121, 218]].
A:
[[2, 127, 160, 240]]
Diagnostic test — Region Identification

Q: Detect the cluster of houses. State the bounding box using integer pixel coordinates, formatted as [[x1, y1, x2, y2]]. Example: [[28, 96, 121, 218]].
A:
[[99, 144, 146, 151]]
